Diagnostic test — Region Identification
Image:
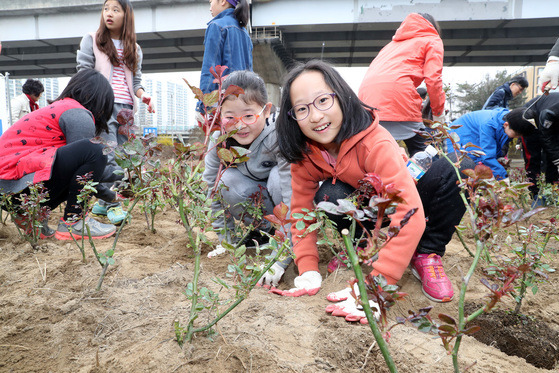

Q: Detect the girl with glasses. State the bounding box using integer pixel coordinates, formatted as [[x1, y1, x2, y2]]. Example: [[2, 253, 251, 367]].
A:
[[203, 71, 293, 287], [274, 60, 472, 319]]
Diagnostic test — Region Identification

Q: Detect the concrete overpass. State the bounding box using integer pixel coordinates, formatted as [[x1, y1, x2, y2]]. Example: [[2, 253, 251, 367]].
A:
[[1, 0, 559, 85]]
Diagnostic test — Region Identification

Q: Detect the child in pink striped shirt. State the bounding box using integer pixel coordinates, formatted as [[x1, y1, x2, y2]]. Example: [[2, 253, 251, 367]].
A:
[[77, 0, 154, 224]]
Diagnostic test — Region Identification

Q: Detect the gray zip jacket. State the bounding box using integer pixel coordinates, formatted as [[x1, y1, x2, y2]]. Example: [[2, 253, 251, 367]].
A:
[[203, 115, 292, 265]]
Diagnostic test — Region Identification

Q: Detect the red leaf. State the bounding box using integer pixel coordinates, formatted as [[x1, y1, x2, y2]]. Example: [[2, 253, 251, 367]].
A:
[[116, 108, 134, 126]]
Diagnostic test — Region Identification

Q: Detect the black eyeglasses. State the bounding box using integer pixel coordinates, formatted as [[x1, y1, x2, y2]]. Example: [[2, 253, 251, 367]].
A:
[[288, 93, 336, 121]]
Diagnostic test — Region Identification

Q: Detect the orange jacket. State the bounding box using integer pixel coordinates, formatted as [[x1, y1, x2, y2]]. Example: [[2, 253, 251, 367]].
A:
[[358, 13, 445, 122], [290, 117, 426, 284]]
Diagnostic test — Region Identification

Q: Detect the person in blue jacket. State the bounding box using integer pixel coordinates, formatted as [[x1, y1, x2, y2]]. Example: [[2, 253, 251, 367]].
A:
[[446, 108, 536, 180], [482, 75, 528, 110], [198, 0, 252, 112]]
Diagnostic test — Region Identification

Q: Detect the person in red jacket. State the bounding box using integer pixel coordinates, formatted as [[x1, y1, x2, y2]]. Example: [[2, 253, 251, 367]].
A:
[[273, 60, 472, 322], [358, 13, 445, 157], [0, 70, 120, 240]]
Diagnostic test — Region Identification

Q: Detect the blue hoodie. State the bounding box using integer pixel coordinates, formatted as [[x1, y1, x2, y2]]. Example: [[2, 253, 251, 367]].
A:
[[446, 108, 510, 179]]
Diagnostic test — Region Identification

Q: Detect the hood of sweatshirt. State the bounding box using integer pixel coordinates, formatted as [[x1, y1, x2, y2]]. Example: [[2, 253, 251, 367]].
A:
[[392, 13, 439, 42]]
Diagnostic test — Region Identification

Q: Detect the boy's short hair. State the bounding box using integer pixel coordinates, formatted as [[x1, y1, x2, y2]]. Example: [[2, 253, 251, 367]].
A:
[[504, 107, 536, 136], [508, 75, 529, 89]]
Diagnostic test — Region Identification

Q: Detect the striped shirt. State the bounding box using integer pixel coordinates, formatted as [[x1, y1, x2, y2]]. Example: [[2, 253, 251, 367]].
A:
[[111, 39, 134, 106]]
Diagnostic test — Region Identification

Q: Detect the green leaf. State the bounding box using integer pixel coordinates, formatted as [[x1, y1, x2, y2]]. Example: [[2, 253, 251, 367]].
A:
[[202, 90, 220, 107], [217, 148, 234, 163], [235, 246, 246, 257]]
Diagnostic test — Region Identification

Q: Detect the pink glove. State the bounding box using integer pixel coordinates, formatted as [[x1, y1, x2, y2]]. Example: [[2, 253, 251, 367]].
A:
[[325, 285, 380, 323], [268, 270, 321, 297], [141, 92, 155, 113]]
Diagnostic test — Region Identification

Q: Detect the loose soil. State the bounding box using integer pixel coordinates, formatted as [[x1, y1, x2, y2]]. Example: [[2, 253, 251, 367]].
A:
[[1, 187, 558, 372]]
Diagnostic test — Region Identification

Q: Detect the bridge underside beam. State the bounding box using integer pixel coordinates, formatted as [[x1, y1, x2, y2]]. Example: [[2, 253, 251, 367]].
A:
[[1, 15, 559, 77]]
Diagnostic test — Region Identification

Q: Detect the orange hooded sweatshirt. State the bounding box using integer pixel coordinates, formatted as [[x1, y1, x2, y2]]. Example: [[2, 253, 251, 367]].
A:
[[290, 116, 426, 285], [358, 13, 445, 122]]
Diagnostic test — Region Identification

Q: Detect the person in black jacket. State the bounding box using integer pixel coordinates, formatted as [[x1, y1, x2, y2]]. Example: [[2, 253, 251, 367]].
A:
[[521, 93, 559, 204], [482, 75, 528, 110], [539, 37, 559, 91]]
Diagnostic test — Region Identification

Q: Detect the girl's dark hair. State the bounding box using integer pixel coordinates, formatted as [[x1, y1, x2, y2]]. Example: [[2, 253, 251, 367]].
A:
[[504, 108, 536, 137], [97, 0, 138, 73], [419, 13, 441, 35], [222, 70, 268, 106], [22, 79, 45, 96], [229, 0, 250, 28], [55, 70, 114, 135], [277, 59, 374, 163]]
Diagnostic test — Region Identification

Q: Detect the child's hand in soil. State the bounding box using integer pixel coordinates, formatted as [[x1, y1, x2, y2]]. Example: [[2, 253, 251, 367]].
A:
[[325, 285, 380, 323], [257, 262, 285, 288], [207, 244, 227, 258], [268, 270, 321, 297]]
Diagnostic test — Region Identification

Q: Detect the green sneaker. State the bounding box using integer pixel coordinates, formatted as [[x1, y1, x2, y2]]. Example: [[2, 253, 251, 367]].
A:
[[107, 206, 128, 225], [91, 202, 109, 216]]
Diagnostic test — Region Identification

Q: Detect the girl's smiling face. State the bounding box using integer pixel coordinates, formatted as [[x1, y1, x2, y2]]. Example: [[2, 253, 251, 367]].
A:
[[221, 98, 270, 146], [289, 71, 343, 156], [103, 0, 125, 38]]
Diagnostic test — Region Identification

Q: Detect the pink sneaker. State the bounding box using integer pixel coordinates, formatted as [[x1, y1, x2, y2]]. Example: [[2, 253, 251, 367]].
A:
[[410, 253, 453, 302]]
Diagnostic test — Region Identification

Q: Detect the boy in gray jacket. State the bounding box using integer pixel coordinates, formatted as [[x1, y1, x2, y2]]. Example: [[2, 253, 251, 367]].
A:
[[203, 70, 292, 286]]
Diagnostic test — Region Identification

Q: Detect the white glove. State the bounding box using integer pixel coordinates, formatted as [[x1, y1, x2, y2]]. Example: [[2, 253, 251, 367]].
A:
[[294, 270, 322, 290], [269, 270, 322, 297], [325, 284, 380, 322], [433, 114, 446, 124], [207, 244, 226, 258], [141, 92, 156, 113], [257, 262, 285, 288], [539, 56, 559, 92]]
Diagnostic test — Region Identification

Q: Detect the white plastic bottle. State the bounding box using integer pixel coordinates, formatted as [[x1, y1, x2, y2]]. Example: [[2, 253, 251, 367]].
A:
[[406, 145, 438, 181]]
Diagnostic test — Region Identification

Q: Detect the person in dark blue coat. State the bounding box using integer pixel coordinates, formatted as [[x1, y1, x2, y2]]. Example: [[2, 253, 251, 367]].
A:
[[482, 75, 528, 110], [446, 108, 535, 180]]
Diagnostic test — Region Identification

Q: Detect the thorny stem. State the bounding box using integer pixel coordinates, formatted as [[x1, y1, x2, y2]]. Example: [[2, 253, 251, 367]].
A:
[[185, 243, 286, 340], [96, 262, 109, 292], [342, 230, 398, 373], [455, 230, 474, 257], [95, 198, 140, 291], [452, 231, 485, 372], [175, 196, 200, 342]]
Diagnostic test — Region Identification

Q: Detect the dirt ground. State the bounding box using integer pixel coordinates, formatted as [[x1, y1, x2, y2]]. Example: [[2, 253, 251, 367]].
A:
[[0, 198, 558, 373]]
